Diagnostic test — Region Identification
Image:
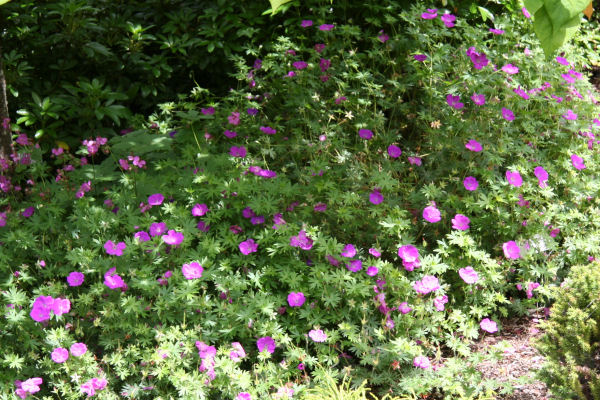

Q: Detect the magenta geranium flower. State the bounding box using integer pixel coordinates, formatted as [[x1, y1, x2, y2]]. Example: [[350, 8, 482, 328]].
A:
[[192, 203, 208, 217], [229, 146, 247, 157], [413, 275, 440, 294], [451, 214, 470, 230], [377, 30, 389, 42], [421, 8, 437, 19], [314, 203, 327, 212], [369, 189, 383, 205], [346, 259, 362, 272], [104, 240, 126, 256], [480, 318, 498, 333], [369, 248, 381, 257], [423, 205, 441, 223], [359, 129, 373, 140], [458, 266, 479, 284], [239, 239, 258, 255], [341, 244, 357, 258], [502, 241, 521, 259], [465, 139, 482, 152], [489, 28, 505, 34], [408, 156, 422, 166], [228, 111, 240, 125], [70, 343, 87, 357], [441, 13, 455, 27], [149, 222, 167, 237], [501, 64, 519, 74], [522, 7, 531, 18], [104, 267, 127, 290], [301, 20, 313, 27], [134, 231, 150, 242], [290, 230, 313, 250], [366, 266, 379, 276], [237, 393, 252, 400], [287, 292, 305, 307], [308, 329, 327, 342], [446, 94, 464, 109], [67, 271, 84, 287], [256, 336, 276, 353], [434, 295, 448, 311], [230, 342, 246, 362], [502, 107, 515, 121], [399, 302, 412, 314], [148, 193, 164, 206], [162, 230, 184, 246], [463, 176, 479, 191], [398, 244, 419, 264], [534, 166, 549, 188], [387, 144, 402, 158], [413, 355, 431, 369], [22, 207, 34, 218], [506, 170, 523, 187], [319, 24, 334, 31], [572, 154, 586, 170], [467, 47, 489, 69], [562, 109, 577, 120], [182, 262, 203, 279], [30, 295, 55, 322], [224, 130, 237, 138], [471, 93, 485, 105], [293, 61, 308, 70], [201, 107, 215, 115], [414, 54, 427, 62], [555, 56, 569, 66], [51, 348, 69, 363], [260, 126, 277, 135]]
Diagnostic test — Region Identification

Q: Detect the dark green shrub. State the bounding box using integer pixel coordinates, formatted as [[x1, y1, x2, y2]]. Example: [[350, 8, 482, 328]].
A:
[[536, 262, 600, 399]]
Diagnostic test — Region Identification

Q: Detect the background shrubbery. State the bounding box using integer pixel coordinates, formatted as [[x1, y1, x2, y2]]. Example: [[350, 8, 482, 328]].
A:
[[3, 1, 600, 399]]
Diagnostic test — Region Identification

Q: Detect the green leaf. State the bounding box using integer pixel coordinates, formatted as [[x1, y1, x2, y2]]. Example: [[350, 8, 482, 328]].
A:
[[0, 0, 12, 5], [267, 0, 293, 14], [477, 6, 494, 22]]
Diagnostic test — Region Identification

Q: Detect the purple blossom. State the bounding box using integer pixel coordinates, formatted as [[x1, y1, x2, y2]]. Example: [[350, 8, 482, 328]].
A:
[[197, 221, 211, 232], [104, 267, 127, 290], [315, 43, 326, 53], [556, 56, 569, 66], [471, 93, 486, 105], [70, 343, 87, 357], [287, 292, 305, 307], [502, 107, 515, 121], [465, 139, 482, 152], [398, 245, 420, 271], [463, 176, 479, 191], [413, 54, 427, 62], [433, 295, 448, 311], [239, 239, 258, 255], [377, 30, 389, 42], [230, 342, 246, 361], [229, 146, 247, 157], [572, 154, 586, 170], [192, 203, 209, 217], [441, 13, 456, 27], [398, 302, 412, 314], [423, 205, 441, 223], [359, 129, 373, 140], [224, 130, 237, 138], [290, 230, 314, 250], [501, 64, 519, 74], [237, 393, 252, 400], [369, 248, 381, 257], [201, 107, 215, 115], [51, 348, 69, 363], [301, 20, 313, 28], [22, 207, 34, 218], [563, 109, 577, 120], [387, 144, 402, 158], [421, 8, 438, 19], [413, 275, 440, 294], [320, 58, 331, 72], [228, 111, 240, 125], [260, 126, 277, 135], [182, 262, 203, 279], [513, 87, 530, 100], [446, 94, 464, 109], [480, 318, 498, 333], [272, 213, 286, 229], [489, 28, 505, 35], [408, 156, 422, 166], [502, 241, 521, 259], [467, 47, 489, 69], [67, 271, 84, 287], [506, 170, 523, 187], [134, 231, 151, 242], [413, 355, 431, 369], [319, 24, 335, 31], [346, 259, 363, 272], [451, 214, 470, 230], [162, 230, 184, 246], [458, 266, 479, 284], [369, 189, 384, 205], [256, 336, 276, 353], [314, 203, 327, 212], [104, 240, 126, 256], [247, 107, 258, 115], [534, 166, 549, 188], [341, 244, 357, 258], [150, 222, 167, 237], [148, 193, 164, 206], [522, 7, 531, 18], [293, 61, 308, 70], [366, 266, 379, 276], [308, 329, 327, 342]]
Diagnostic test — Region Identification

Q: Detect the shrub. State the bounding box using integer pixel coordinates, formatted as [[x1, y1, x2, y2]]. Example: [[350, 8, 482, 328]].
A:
[[536, 262, 600, 399], [2, 2, 600, 399]]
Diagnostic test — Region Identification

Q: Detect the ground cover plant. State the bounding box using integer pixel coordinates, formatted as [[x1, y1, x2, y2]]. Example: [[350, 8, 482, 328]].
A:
[[2, 1, 600, 399]]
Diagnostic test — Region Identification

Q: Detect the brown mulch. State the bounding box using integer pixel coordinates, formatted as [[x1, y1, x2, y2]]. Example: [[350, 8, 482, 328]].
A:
[[472, 309, 551, 400]]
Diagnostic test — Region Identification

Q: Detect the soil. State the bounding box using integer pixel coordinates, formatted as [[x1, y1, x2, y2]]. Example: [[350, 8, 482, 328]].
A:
[[472, 309, 550, 400]]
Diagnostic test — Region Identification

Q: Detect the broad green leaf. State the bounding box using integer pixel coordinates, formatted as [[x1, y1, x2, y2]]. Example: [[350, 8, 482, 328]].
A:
[[268, 0, 292, 14], [0, 0, 12, 5], [477, 6, 494, 22]]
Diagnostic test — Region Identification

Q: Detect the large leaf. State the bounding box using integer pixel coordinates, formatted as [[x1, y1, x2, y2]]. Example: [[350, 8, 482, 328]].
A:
[[524, 0, 590, 57], [268, 0, 292, 14], [0, 0, 12, 5]]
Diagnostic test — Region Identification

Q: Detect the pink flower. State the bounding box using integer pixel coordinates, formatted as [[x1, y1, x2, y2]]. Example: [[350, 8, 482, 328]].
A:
[[463, 176, 478, 191], [293, 61, 308, 70], [290, 230, 313, 250], [237, 393, 252, 400], [387, 144, 402, 158], [369, 248, 381, 257], [346, 259, 363, 272], [148, 193, 164, 206], [22, 207, 34, 218], [471, 93, 486, 105], [319, 24, 334, 31], [501, 64, 519, 74], [502, 241, 521, 259], [162, 230, 184, 246], [505, 170, 523, 187], [413, 275, 440, 294], [20, 377, 43, 396], [51, 347, 69, 363], [149, 222, 167, 237], [556, 56, 569, 66], [480, 318, 498, 333], [563, 109, 577, 120], [458, 266, 479, 284], [359, 129, 373, 139], [441, 13, 456, 27], [70, 343, 87, 357], [398, 245, 419, 264], [433, 295, 448, 311], [446, 94, 464, 109], [421, 8, 437, 19], [230, 342, 246, 361], [30, 295, 55, 322], [408, 156, 422, 166], [309, 329, 327, 342], [257, 336, 276, 353], [224, 129, 237, 138], [239, 239, 258, 255], [201, 107, 215, 115], [182, 262, 203, 279], [502, 107, 515, 121], [228, 111, 240, 125], [451, 214, 470, 230], [423, 205, 441, 223], [369, 189, 384, 205], [314, 203, 327, 212], [287, 292, 305, 307], [571, 154, 586, 170], [134, 231, 150, 242], [104, 240, 126, 256], [414, 54, 427, 62], [413, 355, 431, 369], [192, 203, 208, 216], [104, 267, 127, 290], [377, 30, 390, 42], [465, 139, 482, 152], [489, 28, 505, 35], [522, 7, 531, 18], [534, 166, 549, 188], [398, 302, 412, 314], [366, 266, 379, 276], [67, 271, 85, 287], [260, 126, 277, 135], [341, 244, 357, 258], [301, 20, 313, 28]]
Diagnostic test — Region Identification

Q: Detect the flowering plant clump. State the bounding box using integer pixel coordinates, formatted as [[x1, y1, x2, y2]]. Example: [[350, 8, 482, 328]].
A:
[[2, 1, 600, 399]]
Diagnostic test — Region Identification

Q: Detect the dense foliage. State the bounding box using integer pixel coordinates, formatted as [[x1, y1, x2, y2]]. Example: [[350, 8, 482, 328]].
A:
[[536, 262, 600, 399], [2, 1, 600, 399]]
